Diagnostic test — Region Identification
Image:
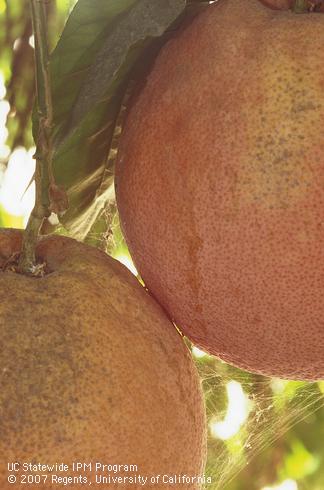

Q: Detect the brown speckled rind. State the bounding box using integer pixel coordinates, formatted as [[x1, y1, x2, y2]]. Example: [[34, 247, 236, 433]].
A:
[[115, 0, 324, 380], [0, 229, 206, 489], [259, 0, 324, 11], [259, 0, 292, 10]]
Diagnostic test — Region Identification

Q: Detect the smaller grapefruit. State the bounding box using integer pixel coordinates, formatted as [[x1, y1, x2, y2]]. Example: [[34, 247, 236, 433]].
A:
[[0, 229, 206, 490]]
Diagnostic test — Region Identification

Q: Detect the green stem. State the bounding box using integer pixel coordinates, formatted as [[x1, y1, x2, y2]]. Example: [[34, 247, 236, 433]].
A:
[[293, 0, 308, 12], [18, 0, 54, 274]]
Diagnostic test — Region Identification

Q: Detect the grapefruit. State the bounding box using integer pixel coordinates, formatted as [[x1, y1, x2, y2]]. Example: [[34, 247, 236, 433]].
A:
[[115, 0, 324, 380], [0, 229, 206, 489]]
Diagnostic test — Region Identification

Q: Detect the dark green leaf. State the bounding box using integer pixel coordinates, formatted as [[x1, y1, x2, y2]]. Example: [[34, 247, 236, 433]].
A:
[[46, 0, 187, 239]]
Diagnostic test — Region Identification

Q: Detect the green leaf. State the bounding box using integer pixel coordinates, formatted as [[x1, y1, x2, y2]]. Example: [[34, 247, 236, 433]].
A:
[[281, 438, 320, 479], [46, 0, 187, 239]]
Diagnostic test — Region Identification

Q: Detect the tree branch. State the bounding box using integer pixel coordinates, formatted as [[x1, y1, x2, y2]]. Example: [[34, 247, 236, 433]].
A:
[[18, 0, 54, 274]]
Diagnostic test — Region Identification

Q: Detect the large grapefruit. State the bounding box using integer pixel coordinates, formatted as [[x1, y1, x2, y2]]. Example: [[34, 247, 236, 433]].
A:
[[115, 0, 324, 380], [0, 229, 206, 489]]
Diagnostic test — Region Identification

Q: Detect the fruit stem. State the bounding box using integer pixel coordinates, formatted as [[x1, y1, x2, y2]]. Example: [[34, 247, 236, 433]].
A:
[[293, 0, 308, 12], [18, 0, 62, 275]]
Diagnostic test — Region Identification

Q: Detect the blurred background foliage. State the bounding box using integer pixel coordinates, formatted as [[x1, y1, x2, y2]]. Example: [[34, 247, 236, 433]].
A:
[[0, 1, 323, 490]]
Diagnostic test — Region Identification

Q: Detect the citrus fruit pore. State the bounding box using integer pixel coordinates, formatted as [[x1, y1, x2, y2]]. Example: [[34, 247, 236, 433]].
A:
[[115, 0, 324, 380], [0, 229, 206, 489]]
